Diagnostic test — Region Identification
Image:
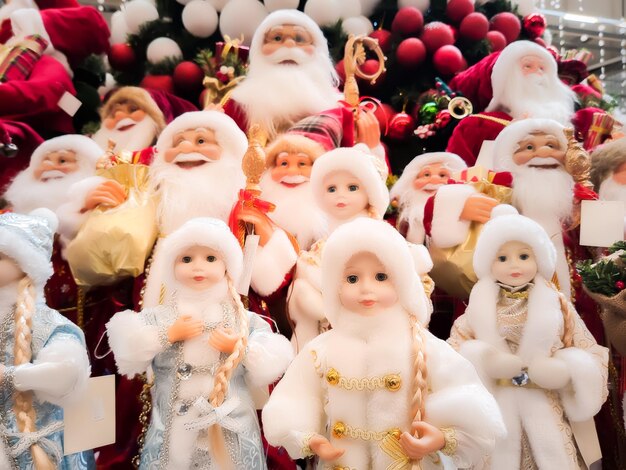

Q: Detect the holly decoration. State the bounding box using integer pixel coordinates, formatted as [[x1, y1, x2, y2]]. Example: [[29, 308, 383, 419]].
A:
[[577, 241, 626, 296]]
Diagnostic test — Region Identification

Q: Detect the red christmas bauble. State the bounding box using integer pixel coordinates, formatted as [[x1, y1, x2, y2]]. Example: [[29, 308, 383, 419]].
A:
[[108, 43, 136, 71], [420, 21, 455, 53], [140, 74, 175, 94], [523, 13, 546, 39], [459, 12, 489, 41], [486, 30, 507, 52], [616, 280, 625, 290], [335, 59, 346, 84], [373, 103, 395, 133], [396, 38, 427, 68], [391, 7, 424, 37], [490, 12, 521, 44], [387, 111, 415, 141], [173, 61, 204, 94], [370, 28, 393, 53], [433, 45, 464, 76], [358, 59, 386, 92], [446, 0, 474, 24]]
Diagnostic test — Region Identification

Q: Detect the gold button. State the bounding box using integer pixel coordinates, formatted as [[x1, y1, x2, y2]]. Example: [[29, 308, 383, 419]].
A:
[[384, 374, 402, 391], [326, 368, 340, 386], [332, 421, 346, 439]]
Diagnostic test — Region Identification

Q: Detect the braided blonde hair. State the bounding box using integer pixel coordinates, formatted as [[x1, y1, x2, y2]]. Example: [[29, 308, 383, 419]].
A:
[[206, 277, 250, 469], [558, 291, 574, 348], [408, 314, 429, 470], [367, 205, 381, 220], [13, 277, 55, 470]]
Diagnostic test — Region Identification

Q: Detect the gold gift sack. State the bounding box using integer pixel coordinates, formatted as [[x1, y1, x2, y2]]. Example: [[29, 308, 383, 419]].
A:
[[65, 163, 157, 286], [428, 174, 512, 299]]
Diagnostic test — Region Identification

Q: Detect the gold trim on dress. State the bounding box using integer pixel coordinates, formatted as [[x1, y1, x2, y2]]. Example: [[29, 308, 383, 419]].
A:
[[332, 421, 401, 441], [325, 367, 402, 392]]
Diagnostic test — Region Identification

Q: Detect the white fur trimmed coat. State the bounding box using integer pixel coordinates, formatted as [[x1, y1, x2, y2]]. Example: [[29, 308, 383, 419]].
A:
[[263, 306, 505, 469], [448, 278, 609, 469]]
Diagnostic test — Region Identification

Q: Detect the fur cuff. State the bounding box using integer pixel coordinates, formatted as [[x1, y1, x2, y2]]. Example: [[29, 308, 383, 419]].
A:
[[484, 350, 524, 380], [458, 339, 497, 387], [251, 229, 297, 297], [243, 330, 293, 388], [527, 356, 570, 390], [56, 176, 106, 243], [430, 184, 476, 248], [553, 347, 608, 422]]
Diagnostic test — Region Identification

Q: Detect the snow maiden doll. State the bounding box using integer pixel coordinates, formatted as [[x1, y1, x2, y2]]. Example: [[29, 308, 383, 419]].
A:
[[106, 217, 292, 470], [263, 218, 505, 469], [0, 210, 93, 469], [448, 205, 609, 469], [288, 148, 390, 351]]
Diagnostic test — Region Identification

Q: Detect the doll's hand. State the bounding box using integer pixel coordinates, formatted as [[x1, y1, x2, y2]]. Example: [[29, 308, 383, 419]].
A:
[[83, 180, 127, 212], [237, 206, 275, 246], [309, 434, 345, 461], [400, 421, 445, 460], [208, 327, 239, 354], [167, 315, 204, 343], [459, 195, 498, 223], [355, 109, 381, 149], [528, 357, 570, 389], [484, 350, 523, 379]]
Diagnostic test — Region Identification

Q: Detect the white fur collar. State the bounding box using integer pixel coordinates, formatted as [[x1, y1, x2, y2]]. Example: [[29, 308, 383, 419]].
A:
[[333, 305, 411, 341]]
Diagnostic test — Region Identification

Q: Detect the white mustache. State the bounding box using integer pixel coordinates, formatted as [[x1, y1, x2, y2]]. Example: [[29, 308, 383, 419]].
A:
[[114, 117, 139, 131], [40, 170, 67, 180], [280, 175, 309, 184], [527, 74, 548, 87], [173, 152, 212, 163], [422, 183, 443, 191], [525, 157, 561, 167], [267, 47, 312, 66]]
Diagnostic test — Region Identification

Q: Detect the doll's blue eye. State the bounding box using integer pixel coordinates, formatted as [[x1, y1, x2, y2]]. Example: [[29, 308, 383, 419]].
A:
[[348, 184, 359, 192], [375, 273, 388, 281], [520, 254, 529, 260], [347, 275, 358, 284], [207, 256, 216, 262], [498, 255, 507, 262], [182, 256, 192, 263], [327, 185, 336, 193]]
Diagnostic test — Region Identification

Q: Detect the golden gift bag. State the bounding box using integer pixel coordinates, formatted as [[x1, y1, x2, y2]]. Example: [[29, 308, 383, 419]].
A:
[[65, 163, 157, 286], [428, 178, 512, 299]]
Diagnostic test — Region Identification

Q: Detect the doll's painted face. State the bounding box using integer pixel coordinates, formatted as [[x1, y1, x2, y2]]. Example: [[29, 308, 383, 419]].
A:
[[0, 252, 25, 288], [33, 150, 79, 181], [320, 170, 369, 220], [261, 24, 316, 63], [271, 151, 313, 186], [412, 162, 451, 194], [164, 128, 223, 168], [512, 132, 565, 168], [491, 241, 538, 287], [339, 251, 398, 316], [103, 99, 147, 131], [174, 245, 226, 291], [612, 162, 626, 185]]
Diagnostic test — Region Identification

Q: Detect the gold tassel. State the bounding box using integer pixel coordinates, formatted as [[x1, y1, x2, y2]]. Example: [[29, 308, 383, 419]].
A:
[[380, 433, 412, 470]]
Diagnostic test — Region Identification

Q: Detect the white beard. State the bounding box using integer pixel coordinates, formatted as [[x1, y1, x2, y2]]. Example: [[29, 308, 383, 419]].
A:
[[92, 116, 159, 152], [259, 172, 327, 250], [599, 178, 626, 203], [231, 48, 340, 138], [497, 72, 575, 125], [397, 189, 432, 245], [4, 168, 93, 214], [149, 156, 245, 236]]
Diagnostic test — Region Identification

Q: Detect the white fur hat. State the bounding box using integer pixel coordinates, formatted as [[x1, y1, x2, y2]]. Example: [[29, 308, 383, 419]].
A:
[[473, 205, 556, 280], [492, 118, 567, 172], [322, 217, 430, 326], [311, 147, 390, 217], [390, 152, 466, 202], [154, 111, 248, 163], [0, 209, 58, 289], [156, 217, 243, 288], [28, 135, 105, 174], [487, 40, 558, 113], [249, 9, 329, 68]]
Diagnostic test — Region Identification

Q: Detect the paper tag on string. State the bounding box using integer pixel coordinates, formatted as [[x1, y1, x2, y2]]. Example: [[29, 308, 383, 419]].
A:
[[57, 92, 82, 117], [580, 200, 624, 247], [236, 234, 260, 296], [63, 375, 115, 455], [475, 140, 495, 170]]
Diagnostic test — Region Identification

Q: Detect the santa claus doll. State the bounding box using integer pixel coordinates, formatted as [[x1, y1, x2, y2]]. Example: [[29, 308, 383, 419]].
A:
[[590, 137, 626, 237], [446, 40, 578, 165], [91, 86, 167, 156], [391, 152, 467, 245]]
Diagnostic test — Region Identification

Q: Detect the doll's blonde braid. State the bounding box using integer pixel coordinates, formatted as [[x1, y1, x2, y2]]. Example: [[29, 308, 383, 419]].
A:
[[558, 292, 574, 348], [206, 277, 249, 470], [367, 205, 381, 220], [409, 314, 428, 470], [13, 277, 55, 470]]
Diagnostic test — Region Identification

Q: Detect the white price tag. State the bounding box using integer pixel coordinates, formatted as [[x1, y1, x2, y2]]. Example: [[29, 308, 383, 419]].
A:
[[580, 200, 625, 247], [57, 92, 82, 117]]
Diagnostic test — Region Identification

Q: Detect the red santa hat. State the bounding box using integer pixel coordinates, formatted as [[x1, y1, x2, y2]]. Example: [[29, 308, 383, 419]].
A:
[[27, 134, 104, 174], [492, 118, 566, 172], [311, 147, 390, 217], [390, 152, 466, 202], [321, 217, 430, 326], [449, 50, 500, 112], [154, 111, 248, 163]]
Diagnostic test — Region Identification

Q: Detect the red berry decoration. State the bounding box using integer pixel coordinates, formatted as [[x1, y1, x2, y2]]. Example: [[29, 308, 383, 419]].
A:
[[173, 61, 205, 95], [391, 7, 424, 37], [140, 74, 175, 94], [459, 12, 489, 41], [490, 12, 521, 44], [433, 45, 464, 76], [420, 22, 455, 53], [396, 38, 427, 68], [523, 13, 547, 40], [358, 59, 386, 93], [616, 280, 625, 290], [108, 43, 136, 71], [486, 30, 507, 52], [369, 29, 392, 53], [387, 111, 415, 141], [446, 0, 474, 24]]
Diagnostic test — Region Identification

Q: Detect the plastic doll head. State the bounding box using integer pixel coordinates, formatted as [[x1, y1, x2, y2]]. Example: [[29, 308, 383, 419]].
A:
[[339, 251, 399, 316], [173, 245, 227, 291], [319, 169, 370, 221], [511, 131, 566, 168], [490, 240, 538, 287], [0, 252, 25, 288]]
